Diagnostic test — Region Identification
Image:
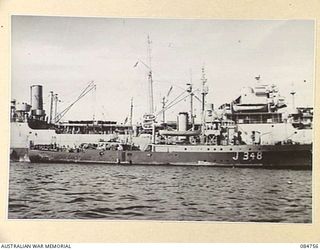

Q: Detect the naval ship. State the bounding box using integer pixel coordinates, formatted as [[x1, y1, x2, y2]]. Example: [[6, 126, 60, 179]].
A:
[[27, 71, 313, 169]]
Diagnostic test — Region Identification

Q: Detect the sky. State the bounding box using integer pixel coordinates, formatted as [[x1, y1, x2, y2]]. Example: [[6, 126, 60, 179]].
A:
[[11, 16, 315, 123]]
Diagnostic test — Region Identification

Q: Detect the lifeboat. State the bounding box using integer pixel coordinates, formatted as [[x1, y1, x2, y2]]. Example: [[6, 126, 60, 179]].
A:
[[142, 113, 156, 130], [143, 114, 156, 121], [159, 130, 201, 136], [142, 122, 153, 130], [232, 104, 268, 112]]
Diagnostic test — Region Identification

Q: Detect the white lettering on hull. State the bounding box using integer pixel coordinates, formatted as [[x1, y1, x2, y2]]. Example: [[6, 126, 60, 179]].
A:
[[233, 152, 263, 161]]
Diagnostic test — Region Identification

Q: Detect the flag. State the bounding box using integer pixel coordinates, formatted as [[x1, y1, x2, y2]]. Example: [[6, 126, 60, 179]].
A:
[[167, 86, 173, 97]]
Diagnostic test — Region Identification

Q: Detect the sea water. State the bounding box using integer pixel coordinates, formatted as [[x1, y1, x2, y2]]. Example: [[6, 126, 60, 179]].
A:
[[8, 162, 312, 222]]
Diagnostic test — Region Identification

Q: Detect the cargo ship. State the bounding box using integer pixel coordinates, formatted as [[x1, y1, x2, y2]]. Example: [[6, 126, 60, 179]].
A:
[[10, 83, 136, 161]]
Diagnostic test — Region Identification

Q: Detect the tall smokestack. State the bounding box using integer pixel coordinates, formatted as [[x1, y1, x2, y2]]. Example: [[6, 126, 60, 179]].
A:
[[30, 84, 45, 119], [30, 85, 43, 110]]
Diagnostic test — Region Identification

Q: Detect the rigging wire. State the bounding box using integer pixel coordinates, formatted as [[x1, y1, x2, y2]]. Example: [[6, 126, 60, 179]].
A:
[[164, 89, 188, 109], [55, 81, 95, 122], [155, 88, 201, 118]]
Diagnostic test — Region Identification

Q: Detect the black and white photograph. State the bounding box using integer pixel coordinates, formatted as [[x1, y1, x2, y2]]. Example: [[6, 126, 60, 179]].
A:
[[9, 16, 314, 222]]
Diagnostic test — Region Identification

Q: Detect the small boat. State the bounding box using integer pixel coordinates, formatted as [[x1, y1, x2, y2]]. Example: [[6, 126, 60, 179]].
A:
[[159, 130, 201, 136], [232, 104, 268, 112]]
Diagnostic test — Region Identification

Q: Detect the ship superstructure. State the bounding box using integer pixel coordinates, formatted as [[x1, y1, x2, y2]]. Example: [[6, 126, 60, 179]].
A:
[[215, 80, 312, 146]]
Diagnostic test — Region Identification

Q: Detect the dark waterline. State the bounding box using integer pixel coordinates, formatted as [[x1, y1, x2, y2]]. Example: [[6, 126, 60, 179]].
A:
[[8, 162, 312, 222]]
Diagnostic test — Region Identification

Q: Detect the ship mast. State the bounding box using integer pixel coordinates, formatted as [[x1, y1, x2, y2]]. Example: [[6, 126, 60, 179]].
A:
[[92, 85, 96, 123], [49, 91, 54, 124], [129, 97, 133, 128], [201, 66, 208, 112], [200, 66, 208, 144], [136, 36, 156, 134], [290, 82, 296, 111], [53, 93, 60, 124], [187, 82, 194, 130], [161, 97, 166, 123], [161, 86, 173, 124], [129, 97, 134, 146], [188, 68, 195, 130], [147, 35, 154, 114]]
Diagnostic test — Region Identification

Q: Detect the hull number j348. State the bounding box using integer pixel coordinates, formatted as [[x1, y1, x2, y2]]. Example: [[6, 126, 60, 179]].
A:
[[232, 152, 263, 161]]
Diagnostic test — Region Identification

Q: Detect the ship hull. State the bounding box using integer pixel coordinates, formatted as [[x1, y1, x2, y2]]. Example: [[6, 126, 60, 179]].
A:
[[10, 148, 29, 162], [29, 144, 312, 169], [9, 121, 136, 160]]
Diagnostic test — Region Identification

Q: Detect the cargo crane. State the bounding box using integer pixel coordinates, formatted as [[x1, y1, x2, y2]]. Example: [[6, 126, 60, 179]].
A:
[[55, 81, 96, 123]]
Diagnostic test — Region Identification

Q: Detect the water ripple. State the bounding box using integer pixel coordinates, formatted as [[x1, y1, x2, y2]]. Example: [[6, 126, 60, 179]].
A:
[[8, 162, 312, 222]]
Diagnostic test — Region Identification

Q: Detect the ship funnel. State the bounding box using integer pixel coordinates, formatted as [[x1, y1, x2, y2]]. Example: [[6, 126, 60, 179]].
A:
[[178, 112, 188, 131], [30, 85, 43, 110], [30, 85, 45, 119]]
